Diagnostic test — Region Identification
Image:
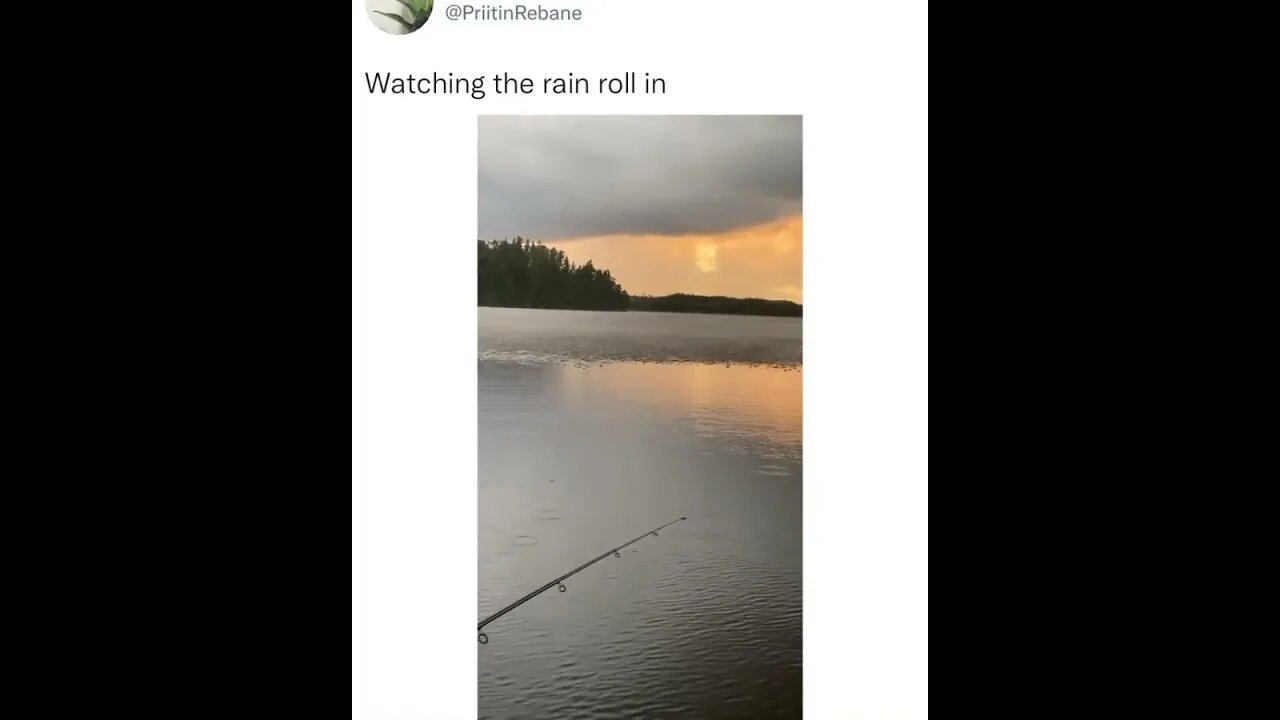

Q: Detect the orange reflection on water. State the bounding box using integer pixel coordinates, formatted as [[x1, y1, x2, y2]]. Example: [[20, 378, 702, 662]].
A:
[[559, 361, 802, 457]]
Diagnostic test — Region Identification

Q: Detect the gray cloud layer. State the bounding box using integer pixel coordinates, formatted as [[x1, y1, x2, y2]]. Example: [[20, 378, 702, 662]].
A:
[[478, 116, 801, 239]]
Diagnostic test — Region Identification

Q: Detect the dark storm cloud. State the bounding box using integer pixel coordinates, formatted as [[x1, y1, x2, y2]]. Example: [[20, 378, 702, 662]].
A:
[[478, 116, 801, 239]]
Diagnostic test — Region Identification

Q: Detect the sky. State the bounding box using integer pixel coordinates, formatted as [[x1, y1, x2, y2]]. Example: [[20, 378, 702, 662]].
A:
[[478, 116, 802, 302]]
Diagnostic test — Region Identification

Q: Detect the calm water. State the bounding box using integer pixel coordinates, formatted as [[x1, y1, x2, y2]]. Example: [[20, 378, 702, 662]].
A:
[[479, 308, 802, 719], [479, 307, 802, 366]]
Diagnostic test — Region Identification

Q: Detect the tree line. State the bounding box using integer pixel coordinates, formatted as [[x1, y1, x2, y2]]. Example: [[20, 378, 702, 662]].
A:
[[478, 238, 629, 310], [630, 293, 802, 317], [478, 238, 803, 317]]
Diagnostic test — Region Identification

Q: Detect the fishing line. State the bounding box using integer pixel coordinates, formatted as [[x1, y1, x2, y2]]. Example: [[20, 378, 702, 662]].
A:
[[477, 516, 687, 643]]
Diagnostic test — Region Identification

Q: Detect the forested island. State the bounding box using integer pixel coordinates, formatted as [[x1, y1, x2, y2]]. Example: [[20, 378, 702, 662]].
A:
[[478, 238, 802, 317]]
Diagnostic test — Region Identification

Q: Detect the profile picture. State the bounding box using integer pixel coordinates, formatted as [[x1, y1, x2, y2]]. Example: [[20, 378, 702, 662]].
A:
[[365, 0, 432, 35]]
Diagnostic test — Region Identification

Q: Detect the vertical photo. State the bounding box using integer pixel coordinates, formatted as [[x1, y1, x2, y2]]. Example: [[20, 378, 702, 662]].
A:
[[477, 115, 802, 718]]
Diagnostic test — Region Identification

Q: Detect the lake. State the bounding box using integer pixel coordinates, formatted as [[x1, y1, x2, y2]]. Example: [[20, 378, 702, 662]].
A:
[[479, 307, 802, 718]]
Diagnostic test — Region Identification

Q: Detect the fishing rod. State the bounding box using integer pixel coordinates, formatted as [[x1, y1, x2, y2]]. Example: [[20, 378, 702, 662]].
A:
[[478, 516, 687, 643]]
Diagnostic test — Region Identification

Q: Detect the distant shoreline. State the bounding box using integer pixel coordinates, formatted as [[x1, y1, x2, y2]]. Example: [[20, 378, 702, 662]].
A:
[[479, 306, 802, 320], [629, 293, 801, 318], [480, 294, 802, 319], [478, 240, 801, 317]]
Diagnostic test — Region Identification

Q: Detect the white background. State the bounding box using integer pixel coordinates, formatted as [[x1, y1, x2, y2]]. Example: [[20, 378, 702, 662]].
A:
[[352, 1, 928, 717]]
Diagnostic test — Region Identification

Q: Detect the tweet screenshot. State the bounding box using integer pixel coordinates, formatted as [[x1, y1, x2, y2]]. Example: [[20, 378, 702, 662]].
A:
[[353, 3, 927, 717]]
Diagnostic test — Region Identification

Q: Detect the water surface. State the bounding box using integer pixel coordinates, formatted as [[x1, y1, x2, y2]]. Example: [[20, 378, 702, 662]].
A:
[[479, 307, 801, 366], [479, 308, 802, 718]]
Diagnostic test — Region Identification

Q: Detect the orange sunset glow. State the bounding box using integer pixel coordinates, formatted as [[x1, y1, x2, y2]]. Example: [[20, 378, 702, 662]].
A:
[[547, 214, 803, 302]]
